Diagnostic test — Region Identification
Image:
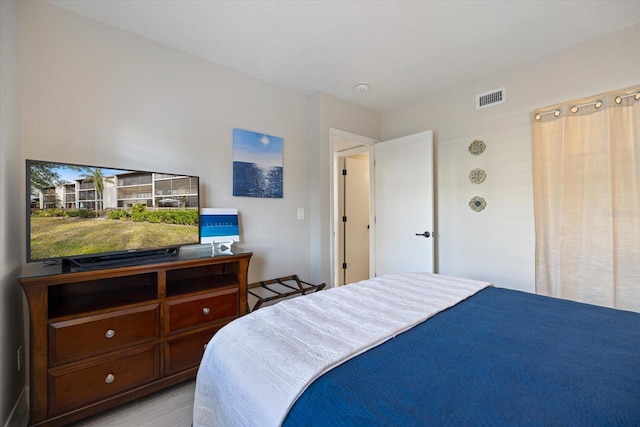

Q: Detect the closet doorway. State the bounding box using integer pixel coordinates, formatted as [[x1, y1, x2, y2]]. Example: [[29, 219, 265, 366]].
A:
[[331, 130, 375, 287], [337, 152, 371, 285]]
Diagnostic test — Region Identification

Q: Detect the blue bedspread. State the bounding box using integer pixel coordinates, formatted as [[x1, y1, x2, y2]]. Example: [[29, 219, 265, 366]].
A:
[[283, 287, 640, 426]]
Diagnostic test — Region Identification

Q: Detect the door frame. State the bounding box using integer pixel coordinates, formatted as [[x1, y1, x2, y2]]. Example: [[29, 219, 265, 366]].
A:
[[330, 128, 377, 287]]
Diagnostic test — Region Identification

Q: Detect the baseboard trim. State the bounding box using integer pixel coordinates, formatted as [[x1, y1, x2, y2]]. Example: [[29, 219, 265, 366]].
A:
[[3, 387, 28, 427]]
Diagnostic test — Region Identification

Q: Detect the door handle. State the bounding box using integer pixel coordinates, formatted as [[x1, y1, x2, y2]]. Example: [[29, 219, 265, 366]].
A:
[[415, 231, 431, 238]]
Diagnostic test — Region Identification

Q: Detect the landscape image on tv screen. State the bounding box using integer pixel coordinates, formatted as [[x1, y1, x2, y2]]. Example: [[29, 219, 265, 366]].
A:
[[27, 160, 200, 262]]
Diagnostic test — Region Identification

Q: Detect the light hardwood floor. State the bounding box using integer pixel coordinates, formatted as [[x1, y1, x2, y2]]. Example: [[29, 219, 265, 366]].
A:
[[69, 379, 195, 427]]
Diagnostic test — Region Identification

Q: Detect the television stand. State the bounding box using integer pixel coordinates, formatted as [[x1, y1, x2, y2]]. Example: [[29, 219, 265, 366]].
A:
[[19, 251, 252, 426], [61, 248, 179, 272]]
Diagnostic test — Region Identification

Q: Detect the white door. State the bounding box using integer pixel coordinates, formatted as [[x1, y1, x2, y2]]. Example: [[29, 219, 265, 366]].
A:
[[374, 131, 434, 276]]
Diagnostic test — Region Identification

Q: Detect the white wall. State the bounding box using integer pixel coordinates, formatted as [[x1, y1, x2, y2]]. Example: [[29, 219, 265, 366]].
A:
[[19, 0, 311, 283], [25, 2, 640, 297], [309, 92, 380, 285], [382, 24, 640, 292], [1, 0, 28, 425], [13, 2, 639, 424]]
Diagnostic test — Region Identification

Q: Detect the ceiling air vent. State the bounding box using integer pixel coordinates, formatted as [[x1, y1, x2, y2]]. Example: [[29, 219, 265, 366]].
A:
[[476, 87, 506, 110]]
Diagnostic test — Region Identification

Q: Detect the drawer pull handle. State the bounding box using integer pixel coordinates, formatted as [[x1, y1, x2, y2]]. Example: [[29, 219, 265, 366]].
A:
[[202, 307, 211, 315], [105, 329, 116, 339], [105, 373, 115, 384]]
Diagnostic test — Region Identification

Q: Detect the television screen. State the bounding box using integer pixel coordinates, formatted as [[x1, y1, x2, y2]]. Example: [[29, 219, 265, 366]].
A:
[[26, 159, 200, 266]]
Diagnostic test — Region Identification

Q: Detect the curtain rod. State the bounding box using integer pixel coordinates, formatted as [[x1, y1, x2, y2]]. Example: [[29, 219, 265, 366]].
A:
[[534, 91, 640, 121], [615, 91, 640, 104]]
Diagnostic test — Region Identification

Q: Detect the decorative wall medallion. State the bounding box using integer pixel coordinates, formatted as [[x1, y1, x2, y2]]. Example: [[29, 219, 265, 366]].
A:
[[469, 168, 486, 184], [468, 139, 486, 155], [469, 196, 486, 212]]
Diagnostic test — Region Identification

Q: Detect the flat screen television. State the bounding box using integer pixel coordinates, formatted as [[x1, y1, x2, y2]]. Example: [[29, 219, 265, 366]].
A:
[[26, 159, 200, 269]]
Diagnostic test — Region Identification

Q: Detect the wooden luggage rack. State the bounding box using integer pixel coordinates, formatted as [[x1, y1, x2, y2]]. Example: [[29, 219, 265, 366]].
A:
[[247, 274, 325, 311]]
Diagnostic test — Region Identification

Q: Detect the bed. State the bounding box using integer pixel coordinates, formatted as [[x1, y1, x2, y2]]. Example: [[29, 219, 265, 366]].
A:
[[192, 273, 640, 426]]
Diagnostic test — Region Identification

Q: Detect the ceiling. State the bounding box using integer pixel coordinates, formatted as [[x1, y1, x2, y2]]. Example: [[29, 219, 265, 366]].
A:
[[48, 0, 640, 113]]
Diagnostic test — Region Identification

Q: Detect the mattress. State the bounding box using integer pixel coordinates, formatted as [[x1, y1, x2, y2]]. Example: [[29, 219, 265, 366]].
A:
[[285, 287, 640, 426], [192, 273, 640, 426], [193, 273, 490, 426]]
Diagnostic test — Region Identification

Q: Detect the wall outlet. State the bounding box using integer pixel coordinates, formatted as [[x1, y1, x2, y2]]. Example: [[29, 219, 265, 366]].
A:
[[17, 345, 24, 371]]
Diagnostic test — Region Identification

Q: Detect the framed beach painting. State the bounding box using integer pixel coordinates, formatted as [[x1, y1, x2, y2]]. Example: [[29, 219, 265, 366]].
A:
[[233, 128, 283, 198]]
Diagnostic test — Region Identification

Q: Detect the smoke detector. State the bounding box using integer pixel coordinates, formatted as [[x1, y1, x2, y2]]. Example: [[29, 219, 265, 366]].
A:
[[354, 82, 370, 93]]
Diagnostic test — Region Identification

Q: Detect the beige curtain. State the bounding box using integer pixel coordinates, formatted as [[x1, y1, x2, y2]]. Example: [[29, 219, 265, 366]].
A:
[[532, 86, 640, 312]]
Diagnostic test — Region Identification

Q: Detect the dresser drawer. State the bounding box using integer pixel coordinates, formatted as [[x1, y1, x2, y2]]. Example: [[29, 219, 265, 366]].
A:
[[165, 325, 226, 376], [165, 288, 238, 334], [49, 304, 160, 366], [48, 344, 160, 415]]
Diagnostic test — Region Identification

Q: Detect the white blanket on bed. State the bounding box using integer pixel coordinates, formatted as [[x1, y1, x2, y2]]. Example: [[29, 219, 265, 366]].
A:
[[192, 273, 491, 427]]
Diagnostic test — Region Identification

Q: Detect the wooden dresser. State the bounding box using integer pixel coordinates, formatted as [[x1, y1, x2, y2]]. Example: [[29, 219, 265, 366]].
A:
[[19, 251, 252, 427]]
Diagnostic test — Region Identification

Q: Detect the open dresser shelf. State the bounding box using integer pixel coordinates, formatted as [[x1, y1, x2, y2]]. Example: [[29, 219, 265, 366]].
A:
[[19, 251, 252, 427]]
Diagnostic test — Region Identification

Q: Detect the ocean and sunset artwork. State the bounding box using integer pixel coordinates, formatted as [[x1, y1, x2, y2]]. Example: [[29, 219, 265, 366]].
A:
[[232, 128, 283, 198]]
